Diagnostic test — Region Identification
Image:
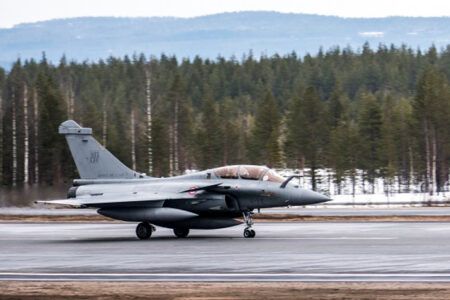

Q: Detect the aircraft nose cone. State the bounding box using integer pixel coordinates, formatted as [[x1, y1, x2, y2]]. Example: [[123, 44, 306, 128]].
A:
[[300, 189, 332, 204]]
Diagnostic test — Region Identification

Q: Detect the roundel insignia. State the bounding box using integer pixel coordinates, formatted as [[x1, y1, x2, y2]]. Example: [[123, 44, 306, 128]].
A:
[[188, 186, 199, 195]]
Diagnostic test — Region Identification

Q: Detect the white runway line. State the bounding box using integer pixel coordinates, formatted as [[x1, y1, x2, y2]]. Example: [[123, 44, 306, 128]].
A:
[[4, 272, 450, 276], [2, 272, 450, 282]]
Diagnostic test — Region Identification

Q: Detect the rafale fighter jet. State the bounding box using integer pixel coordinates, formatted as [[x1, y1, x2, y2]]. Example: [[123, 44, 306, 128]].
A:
[[38, 120, 331, 239]]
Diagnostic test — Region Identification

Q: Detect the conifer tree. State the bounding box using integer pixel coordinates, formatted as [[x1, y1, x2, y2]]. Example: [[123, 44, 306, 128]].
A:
[[249, 91, 281, 167], [196, 95, 222, 169], [413, 67, 450, 194], [36, 71, 67, 185], [329, 119, 361, 195], [150, 117, 170, 176], [285, 86, 328, 190], [0, 69, 4, 185], [166, 73, 193, 173], [357, 92, 382, 193], [218, 99, 241, 165]]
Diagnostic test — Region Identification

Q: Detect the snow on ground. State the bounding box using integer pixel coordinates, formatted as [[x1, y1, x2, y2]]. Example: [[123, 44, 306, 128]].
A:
[[186, 168, 450, 206], [326, 193, 448, 206], [275, 168, 450, 206]]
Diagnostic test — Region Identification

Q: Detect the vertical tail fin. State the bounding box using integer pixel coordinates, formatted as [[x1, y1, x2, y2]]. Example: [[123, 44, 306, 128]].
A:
[[59, 120, 144, 179]]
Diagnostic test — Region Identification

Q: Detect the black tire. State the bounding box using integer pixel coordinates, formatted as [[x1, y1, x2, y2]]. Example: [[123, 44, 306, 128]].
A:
[[136, 222, 152, 240], [173, 228, 190, 238], [244, 229, 254, 238]]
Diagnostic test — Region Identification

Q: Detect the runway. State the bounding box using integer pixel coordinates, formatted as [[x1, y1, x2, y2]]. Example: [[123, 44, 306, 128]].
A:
[[263, 206, 450, 216], [3, 206, 450, 216], [1, 222, 450, 281], [4, 272, 450, 282]]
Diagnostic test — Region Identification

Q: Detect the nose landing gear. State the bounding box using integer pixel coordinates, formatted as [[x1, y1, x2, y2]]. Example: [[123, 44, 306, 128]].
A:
[[243, 211, 256, 238], [244, 228, 255, 238], [136, 222, 156, 240]]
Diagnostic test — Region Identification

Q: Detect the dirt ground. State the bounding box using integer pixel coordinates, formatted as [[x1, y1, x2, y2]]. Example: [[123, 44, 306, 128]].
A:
[[1, 213, 450, 223], [1, 281, 450, 300]]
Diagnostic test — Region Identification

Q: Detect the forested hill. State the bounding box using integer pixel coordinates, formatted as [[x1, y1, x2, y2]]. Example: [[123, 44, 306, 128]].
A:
[[2, 12, 450, 68], [0, 44, 449, 195]]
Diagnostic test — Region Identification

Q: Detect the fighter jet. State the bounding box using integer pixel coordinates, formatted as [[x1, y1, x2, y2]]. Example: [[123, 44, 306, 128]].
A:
[[38, 120, 331, 239]]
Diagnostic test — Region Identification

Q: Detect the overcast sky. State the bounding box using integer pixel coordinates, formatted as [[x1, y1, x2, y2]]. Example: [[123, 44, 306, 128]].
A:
[[1, 0, 450, 28]]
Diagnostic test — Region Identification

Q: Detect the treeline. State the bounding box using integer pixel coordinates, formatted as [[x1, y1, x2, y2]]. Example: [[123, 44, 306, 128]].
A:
[[0, 43, 449, 194]]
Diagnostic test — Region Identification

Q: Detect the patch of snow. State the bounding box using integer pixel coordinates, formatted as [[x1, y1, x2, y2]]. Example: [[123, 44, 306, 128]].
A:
[[327, 193, 448, 206], [359, 31, 384, 38], [183, 167, 449, 204]]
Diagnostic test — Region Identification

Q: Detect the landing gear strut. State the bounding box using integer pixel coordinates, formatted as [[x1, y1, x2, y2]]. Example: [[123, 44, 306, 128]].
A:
[[136, 222, 155, 240], [243, 211, 256, 238], [173, 228, 190, 238]]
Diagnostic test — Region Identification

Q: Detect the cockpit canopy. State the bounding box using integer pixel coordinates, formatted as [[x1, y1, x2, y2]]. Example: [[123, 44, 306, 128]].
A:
[[212, 165, 285, 183]]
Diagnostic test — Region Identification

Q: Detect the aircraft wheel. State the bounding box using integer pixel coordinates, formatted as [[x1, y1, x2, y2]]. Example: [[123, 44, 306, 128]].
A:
[[173, 228, 190, 238], [244, 229, 255, 238], [136, 222, 152, 240]]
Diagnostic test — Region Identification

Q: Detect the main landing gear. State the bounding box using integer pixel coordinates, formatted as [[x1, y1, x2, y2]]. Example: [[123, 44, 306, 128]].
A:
[[136, 222, 155, 240], [243, 211, 256, 238], [173, 228, 190, 238]]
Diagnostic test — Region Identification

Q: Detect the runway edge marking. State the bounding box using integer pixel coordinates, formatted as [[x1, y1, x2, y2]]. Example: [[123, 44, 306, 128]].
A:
[[2, 273, 450, 282]]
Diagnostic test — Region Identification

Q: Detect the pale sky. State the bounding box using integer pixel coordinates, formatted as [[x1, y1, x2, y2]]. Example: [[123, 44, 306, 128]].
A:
[[1, 0, 450, 28]]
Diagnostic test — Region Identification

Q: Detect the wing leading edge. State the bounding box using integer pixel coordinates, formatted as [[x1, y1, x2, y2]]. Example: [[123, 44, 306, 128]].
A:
[[36, 192, 196, 208]]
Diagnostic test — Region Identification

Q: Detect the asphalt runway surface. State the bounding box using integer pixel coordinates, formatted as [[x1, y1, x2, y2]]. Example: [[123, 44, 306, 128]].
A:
[[263, 206, 450, 216], [1, 222, 450, 281], [3, 206, 450, 216]]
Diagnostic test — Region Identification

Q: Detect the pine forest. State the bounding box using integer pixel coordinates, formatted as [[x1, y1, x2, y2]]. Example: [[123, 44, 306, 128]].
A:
[[1, 43, 450, 199]]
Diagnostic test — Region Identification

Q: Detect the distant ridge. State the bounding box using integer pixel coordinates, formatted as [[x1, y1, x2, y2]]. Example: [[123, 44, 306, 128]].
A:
[[1, 11, 450, 68]]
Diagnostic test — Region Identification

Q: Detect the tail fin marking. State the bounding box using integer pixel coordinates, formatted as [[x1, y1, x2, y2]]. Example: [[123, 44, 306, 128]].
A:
[[59, 120, 143, 180]]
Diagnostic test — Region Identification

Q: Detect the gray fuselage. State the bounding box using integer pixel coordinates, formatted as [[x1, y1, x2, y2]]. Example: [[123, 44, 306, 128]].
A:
[[72, 169, 330, 229]]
